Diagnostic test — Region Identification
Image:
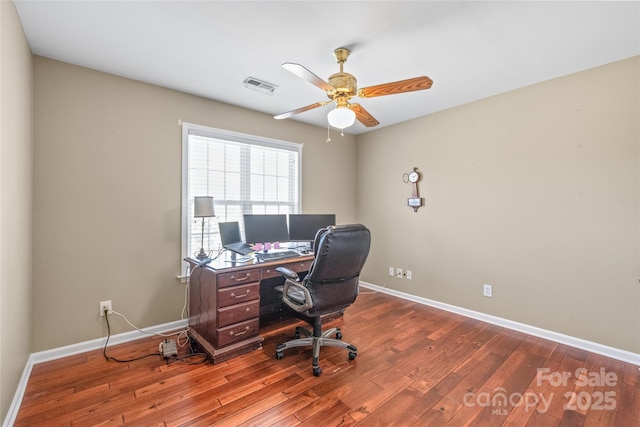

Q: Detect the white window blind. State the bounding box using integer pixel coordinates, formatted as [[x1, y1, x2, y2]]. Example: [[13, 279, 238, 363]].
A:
[[181, 123, 301, 261]]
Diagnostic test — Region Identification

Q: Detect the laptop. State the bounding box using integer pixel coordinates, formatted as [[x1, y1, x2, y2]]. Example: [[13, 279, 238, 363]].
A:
[[219, 221, 254, 255]]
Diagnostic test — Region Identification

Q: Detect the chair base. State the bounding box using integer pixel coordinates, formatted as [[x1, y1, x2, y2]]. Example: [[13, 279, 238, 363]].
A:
[[275, 325, 357, 376]]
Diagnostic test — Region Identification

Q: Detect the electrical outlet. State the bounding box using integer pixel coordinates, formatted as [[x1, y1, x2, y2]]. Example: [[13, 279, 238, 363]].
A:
[[99, 300, 112, 316], [483, 284, 493, 298], [406, 270, 412, 280], [396, 268, 403, 279]]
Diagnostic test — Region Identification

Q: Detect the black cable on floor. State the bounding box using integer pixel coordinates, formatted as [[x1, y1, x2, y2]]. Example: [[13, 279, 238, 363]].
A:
[[163, 353, 208, 365], [102, 309, 162, 363]]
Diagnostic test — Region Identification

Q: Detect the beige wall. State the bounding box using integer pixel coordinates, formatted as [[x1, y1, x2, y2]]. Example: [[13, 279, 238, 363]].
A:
[[357, 57, 640, 353], [32, 57, 357, 351], [30, 55, 640, 354], [0, 0, 33, 420]]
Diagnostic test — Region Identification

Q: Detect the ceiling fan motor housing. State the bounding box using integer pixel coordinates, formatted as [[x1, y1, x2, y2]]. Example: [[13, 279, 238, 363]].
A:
[[328, 72, 357, 98]]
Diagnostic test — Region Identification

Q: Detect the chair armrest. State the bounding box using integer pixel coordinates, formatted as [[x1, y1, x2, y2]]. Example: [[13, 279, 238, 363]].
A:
[[276, 267, 313, 313], [281, 280, 313, 313], [275, 267, 300, 282]]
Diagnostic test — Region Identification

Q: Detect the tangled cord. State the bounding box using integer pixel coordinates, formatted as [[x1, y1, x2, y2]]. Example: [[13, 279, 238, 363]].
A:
[[102, 309, 207, 365]]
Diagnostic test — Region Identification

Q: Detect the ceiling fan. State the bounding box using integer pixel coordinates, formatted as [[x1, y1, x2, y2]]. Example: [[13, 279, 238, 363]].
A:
[[274, 47, 433, 130]]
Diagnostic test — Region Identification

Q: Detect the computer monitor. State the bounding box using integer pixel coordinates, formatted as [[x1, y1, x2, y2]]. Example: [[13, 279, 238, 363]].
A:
[[242, 214, 290, 244], [288, 214, 336, 242]]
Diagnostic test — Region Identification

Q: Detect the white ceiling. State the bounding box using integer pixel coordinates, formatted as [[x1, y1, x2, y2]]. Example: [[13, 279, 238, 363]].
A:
[[13, 1, 640, 135]]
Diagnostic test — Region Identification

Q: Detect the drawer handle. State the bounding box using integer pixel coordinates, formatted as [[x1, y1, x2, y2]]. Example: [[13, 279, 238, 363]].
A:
[[230, 290, 250, 298], [230, 273, 251, 282], [230, 326, 250, 336]]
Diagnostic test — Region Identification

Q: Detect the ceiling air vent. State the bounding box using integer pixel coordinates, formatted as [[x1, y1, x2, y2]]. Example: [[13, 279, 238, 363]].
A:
[[243, 77, 277, 95]]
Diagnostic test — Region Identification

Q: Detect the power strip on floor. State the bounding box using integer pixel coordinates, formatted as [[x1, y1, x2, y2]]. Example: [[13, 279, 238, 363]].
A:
[[159, 339, 177, 358]]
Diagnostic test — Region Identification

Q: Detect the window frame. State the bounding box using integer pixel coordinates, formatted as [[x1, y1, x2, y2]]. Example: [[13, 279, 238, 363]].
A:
[[180, 122, 302, 266]]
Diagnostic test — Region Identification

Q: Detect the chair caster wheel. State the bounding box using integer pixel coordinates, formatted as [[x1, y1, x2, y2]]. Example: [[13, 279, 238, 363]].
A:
[[313, 367, 322, 376], [275, 352, 284, 360], [348, 352, 357, 360], [336, 331, 342, 340]]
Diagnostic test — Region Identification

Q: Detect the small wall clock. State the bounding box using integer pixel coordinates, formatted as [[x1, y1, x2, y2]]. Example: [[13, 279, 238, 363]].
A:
[[403, 167, 424, 212]]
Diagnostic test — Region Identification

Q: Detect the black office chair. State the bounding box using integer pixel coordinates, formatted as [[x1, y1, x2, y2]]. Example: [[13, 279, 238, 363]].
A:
[[274, 224, 371, 376]]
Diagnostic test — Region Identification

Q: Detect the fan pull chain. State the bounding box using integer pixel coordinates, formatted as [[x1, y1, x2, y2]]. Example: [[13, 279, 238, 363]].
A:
[[326, 122, 331, 142]]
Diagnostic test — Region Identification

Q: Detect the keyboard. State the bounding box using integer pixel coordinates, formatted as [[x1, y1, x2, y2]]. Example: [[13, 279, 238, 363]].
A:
[[255, 250, 299, 261]]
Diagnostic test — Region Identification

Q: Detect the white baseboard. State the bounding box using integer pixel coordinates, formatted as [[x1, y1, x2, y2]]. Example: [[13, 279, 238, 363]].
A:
[[360, 281, 640, 367], [3, 319, 188, 427]]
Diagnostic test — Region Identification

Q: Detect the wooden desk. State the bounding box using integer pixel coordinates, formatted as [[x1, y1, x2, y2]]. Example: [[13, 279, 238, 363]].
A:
[[186, 252, 314, 363]]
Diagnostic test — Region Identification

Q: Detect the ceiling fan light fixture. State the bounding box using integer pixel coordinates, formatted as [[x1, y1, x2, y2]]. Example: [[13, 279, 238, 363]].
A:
[[327, 106, 356, 129]]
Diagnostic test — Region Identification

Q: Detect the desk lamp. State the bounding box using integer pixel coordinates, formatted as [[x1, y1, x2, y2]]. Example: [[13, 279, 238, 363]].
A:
[[194, 196, 215, 260]]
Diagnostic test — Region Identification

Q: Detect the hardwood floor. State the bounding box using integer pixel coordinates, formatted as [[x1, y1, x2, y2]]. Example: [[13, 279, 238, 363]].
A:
[[13, 290, 640, 426]]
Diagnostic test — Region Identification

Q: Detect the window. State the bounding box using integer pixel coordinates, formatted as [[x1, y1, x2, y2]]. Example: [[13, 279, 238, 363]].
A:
[[181, 122, 301, 262]]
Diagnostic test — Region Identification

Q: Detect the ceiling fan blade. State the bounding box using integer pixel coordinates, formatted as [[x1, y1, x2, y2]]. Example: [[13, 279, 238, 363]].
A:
[[350, 103, 380, 127], [357, 76, 433, 98], [282, 63, 334, 92], [274, 101, 329, 120]]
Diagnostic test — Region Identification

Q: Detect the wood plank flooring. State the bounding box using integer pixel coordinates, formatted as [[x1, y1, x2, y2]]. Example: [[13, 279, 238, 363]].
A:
[[13, 290, 640, 426]]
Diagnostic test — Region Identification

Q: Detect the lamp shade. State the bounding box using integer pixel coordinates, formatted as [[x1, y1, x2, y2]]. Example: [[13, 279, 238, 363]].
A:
[[327, 107, 356, 129], [194, 196, 215, 217]]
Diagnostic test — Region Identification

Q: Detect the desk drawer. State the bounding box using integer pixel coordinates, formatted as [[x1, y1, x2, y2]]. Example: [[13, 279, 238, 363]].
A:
[[218, 282, 259, 308], [217, 300, 259, 328], [216, 318, 259, 347], [262, 260, 312, 279], [217, 268, 261, 288]]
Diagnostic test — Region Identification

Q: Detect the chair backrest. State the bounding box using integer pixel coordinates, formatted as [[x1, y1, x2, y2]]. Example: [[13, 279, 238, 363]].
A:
[[303, 224, 371, 315]]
